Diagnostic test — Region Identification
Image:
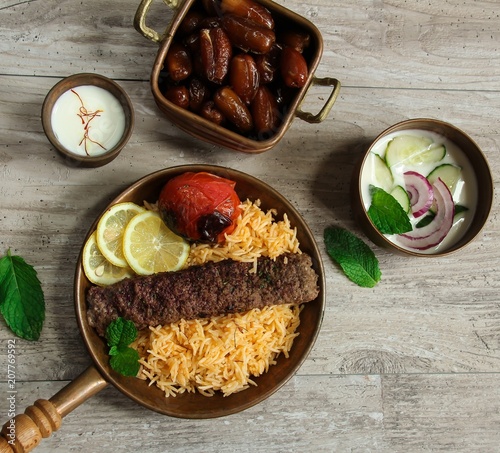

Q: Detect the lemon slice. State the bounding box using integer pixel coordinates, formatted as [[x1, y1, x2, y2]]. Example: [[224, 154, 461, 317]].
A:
[[122, 211, 190, 275], [82, 232, 135, 286], [96, 202, 146, 267]]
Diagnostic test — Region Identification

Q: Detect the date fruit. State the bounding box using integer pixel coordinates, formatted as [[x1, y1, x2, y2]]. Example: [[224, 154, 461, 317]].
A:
[[221, 14, 275, 54], [189, 78, 210, 112], [200, 101, 225, 125], [200, 27, 233, 84], [280, 30, 311, 53], [184, 32, 200, 53], [221, 0, 274, 30], [214, 87, 253, 132], [255, 43, 281, 84], [178, 10, 204, 36], [201, 0, 219, 16], [166, 42, 193, 82], [165, 85, 190, 109], [251, 85, 279, 136], [230, 54, 259, 104], [280, 46, 308, 88]]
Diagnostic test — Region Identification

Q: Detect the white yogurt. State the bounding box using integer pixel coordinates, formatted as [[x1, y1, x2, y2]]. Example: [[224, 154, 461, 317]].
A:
[[361, 129, 478, 253], [51, 85, 126, 157]]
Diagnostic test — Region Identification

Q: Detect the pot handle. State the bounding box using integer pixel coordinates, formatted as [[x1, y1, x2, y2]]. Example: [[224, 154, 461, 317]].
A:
[[296, 77, 341, 124], [0, 365, 108, 452], [134, 0, 180, 44]]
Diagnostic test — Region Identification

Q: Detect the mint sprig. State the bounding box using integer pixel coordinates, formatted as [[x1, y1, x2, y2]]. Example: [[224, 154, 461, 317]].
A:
[[0, 250, 45, 340], [105, 318, 140, 377], [324, 227, 381, 288], [367, 185, 412, 234]]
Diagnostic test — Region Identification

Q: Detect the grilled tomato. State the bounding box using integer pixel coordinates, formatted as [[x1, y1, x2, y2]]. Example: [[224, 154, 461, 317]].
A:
[[158, 172, 242, 243]]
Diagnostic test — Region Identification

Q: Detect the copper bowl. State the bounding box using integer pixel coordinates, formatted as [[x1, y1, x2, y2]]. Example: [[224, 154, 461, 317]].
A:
[[41, 73, 134, 167], [351, 118, 493, 257], [134, 0, 340, 153]]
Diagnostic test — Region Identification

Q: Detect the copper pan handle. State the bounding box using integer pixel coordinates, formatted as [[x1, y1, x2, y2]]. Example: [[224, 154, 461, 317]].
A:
[[0, 365, 108, 452], [296, 77, 341, 124], [134, 0, 180, 44]]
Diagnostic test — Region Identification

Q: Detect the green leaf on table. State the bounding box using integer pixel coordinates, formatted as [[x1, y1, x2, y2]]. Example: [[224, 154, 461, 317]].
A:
[[324, 226, 381, 288], [0, 250, 45, 341], [105, 318, 140, 377], [367, 185, 412, 234]]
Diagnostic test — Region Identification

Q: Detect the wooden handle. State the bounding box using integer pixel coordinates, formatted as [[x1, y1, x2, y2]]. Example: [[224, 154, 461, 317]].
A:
[[0, 365, 107, 452]]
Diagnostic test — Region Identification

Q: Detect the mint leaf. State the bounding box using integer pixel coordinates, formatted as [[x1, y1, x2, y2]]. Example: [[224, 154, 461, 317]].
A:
[[417, 204, 468, 229], [324, 227, 381, 288], [0, 250, 45, 340], [455, 204, 468, 216], [106, 317, 137, 349], [416, 212, 435, 228], [105, 318, 139, 376], [367, 185, 412, 234], [109, 348, 140, 377]]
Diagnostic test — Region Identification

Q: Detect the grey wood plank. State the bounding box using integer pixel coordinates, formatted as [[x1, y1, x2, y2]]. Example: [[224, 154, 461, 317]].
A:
[[0, 0, 499, 90], [3, 374, 500, 452], [0, 376, 385, 452], [382, 373, 500, 452]]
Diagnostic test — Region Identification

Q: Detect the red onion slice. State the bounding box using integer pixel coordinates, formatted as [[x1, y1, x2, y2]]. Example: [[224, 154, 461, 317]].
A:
[[404, 170, 433, 218], [397, 178, 455, 250]]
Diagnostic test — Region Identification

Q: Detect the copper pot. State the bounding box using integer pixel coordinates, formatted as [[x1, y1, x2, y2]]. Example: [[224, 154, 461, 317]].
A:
[[134, 0, 341, 153]]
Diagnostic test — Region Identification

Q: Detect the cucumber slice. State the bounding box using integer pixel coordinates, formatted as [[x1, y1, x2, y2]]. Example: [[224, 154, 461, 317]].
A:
[[371, 153, 394, 192], [385, 135, 445, 167], [390, 185, 410, 213], [427, 163, 462, 193]]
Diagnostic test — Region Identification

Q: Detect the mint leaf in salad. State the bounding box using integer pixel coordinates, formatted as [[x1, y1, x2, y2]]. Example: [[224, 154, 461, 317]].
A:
[[455, 204, 469, 216], [0, 249, 45, 341], [324, 227, 381, 288], [105, 318, 140, 377], [367, 185, 412, 235], [416, 212, 435, 228], [416, 204, 468, 229]]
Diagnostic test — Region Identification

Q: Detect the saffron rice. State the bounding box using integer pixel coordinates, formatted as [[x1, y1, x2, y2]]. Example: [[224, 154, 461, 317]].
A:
[[133, 199, 303, 397]]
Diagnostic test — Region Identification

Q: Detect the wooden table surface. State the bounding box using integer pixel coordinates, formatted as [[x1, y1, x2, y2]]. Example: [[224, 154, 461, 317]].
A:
[[1, 0, 499, 451]]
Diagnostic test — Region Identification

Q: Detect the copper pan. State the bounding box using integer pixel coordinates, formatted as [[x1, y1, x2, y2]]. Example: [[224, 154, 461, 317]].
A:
[[134, 0, 341, 152], [0, 165, 325, 452]]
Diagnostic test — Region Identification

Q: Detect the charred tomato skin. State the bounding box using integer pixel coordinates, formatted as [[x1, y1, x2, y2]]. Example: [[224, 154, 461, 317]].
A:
[[158, 172, 241, 243]]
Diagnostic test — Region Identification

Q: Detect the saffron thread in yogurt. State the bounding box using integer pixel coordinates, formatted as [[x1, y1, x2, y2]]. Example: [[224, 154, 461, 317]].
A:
[[51, 85, 126, 157]]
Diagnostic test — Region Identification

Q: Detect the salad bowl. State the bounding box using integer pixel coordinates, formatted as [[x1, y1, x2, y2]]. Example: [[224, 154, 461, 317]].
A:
[[351, 118, 493, 257]]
